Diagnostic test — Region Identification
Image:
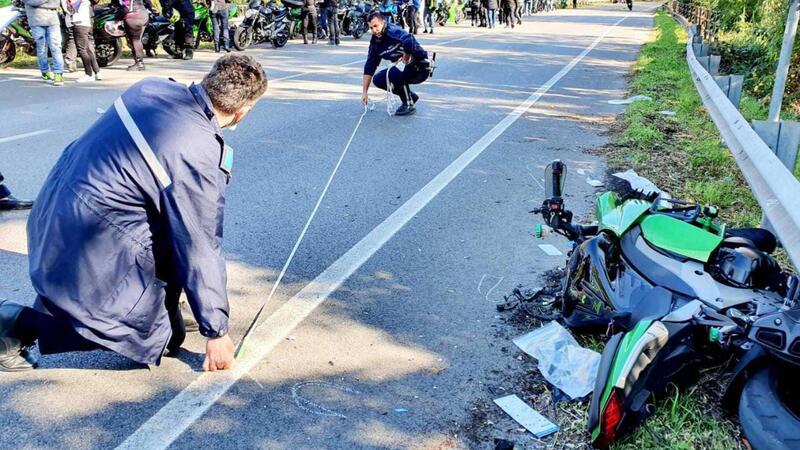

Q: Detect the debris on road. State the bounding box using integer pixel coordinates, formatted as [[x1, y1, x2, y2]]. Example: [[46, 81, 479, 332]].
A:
[[513, 322, 601, 399], [394, 408, 409, 413], [612, 169, 662, 197], [493, 394, 559, 438], [607, 95, 653, 105], [585, 177, 604, 187], [537, 244, 563, 256]]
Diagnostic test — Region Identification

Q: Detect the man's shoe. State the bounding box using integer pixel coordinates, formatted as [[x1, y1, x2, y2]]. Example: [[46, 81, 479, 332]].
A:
[[0, 196, 33, 211], [335, 38, 340, 45], [126, 60, 145, 71], [0, 337, 37, 372], [224, 47, 231, 53], [180, 300, 199, 333], [94, 71, 104, 81], [394, 104, 416, 116], [53, 74, 64, 86], [183, 49, 193, 60], [41, 72, 53, 82], [409, 91, 419, 105]]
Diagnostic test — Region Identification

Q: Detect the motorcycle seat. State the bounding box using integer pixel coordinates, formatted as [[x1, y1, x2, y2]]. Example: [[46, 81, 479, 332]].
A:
[[724, 228, 777, 255]]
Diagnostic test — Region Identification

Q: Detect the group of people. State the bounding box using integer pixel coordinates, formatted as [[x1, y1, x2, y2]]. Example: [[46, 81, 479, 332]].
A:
[[18, 0, 232, 86], [298, 0, 343, 45]]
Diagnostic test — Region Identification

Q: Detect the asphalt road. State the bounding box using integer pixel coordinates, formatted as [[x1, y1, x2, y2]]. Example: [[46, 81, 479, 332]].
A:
[[0, 3, 657, 449]]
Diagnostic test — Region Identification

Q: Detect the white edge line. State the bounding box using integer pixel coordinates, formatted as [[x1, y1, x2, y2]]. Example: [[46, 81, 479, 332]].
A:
[[0, 129, 53, 145], [115, 16, 626, 450]]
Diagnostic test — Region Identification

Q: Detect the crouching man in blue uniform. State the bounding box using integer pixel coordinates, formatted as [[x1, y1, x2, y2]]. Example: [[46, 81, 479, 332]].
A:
[[361, 11, 431, 116], [0, 54, 268, 372]]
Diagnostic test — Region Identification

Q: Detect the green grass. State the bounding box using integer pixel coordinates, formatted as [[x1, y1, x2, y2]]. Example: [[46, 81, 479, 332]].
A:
[[613, 385, 743, 450], [604, 10, 763, 229], [599, 11, 751, 450]]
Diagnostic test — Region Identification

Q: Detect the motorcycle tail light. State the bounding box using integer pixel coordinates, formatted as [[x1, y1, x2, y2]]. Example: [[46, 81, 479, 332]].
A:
[[596, 390, 623, 447]]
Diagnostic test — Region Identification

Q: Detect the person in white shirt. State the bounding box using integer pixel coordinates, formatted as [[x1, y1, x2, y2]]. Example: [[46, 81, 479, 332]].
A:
[[61, 0, 102, 82]]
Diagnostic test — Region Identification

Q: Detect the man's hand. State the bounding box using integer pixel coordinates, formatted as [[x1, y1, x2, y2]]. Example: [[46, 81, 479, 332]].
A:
[[203, 335, 235, 371], [402, 53, 411, 64], [361, 92, 369, 106]]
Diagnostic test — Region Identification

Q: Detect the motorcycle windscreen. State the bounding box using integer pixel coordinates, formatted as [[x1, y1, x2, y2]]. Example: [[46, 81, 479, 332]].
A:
[[640, 214, 724, 262]]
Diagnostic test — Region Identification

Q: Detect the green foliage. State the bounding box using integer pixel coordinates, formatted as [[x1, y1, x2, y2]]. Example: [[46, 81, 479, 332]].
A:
[[706, 0, 800, 115]]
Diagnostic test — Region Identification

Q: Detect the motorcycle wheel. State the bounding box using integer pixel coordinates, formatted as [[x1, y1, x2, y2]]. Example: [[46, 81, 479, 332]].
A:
[[162, 35, 180, 57], [233, 26, 253, 51], [271, 32, 288, 48], [0, 36, 16, 68], [96, 39, 122, 68], [739, 366, 800, 450]]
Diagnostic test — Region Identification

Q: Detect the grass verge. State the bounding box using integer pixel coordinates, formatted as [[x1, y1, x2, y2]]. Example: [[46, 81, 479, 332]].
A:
[[598, 10, 752, 450]]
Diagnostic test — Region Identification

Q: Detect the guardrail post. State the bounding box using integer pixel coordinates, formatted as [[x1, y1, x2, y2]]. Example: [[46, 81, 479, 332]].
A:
[[696, 55, 721, 75], [692, 42, 709, 57], [768, 0, 800, 122], [714, 75, 744, 108], [752, 120, 800, 229]]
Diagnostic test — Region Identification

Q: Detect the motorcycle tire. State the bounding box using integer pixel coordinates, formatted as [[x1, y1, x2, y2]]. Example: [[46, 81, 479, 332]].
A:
[[96, 38, 122, 68], [0, 36, 16, 68], [739, 366, 800, 450], [233, 26, 253, 51], [352, 28, 363, 39], [162, 35, 180, 57], [271, 33, 288, 48]]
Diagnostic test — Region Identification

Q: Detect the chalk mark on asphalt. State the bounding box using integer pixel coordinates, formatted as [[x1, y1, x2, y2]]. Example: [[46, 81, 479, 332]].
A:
[[477, 274, 505, 302], [291, 381, 361, 419]]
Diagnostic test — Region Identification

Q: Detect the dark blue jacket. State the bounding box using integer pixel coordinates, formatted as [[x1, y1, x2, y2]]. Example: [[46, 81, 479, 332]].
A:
[[27, 78, 231, 365], [363, 22, 428, 76]]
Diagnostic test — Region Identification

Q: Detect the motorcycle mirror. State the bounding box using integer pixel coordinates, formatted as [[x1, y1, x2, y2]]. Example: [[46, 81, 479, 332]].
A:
[[544, 160, 567, 199]]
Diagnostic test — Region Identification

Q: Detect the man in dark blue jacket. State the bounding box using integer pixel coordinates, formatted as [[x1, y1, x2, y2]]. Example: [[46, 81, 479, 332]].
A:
[[361, 11, 430, 116], [0, 54, 268, 372]]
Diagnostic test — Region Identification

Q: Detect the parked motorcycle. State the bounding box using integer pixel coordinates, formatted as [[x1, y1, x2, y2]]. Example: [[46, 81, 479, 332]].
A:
[[233, 0, 289, 49], [345, 0, 367, 39], [435, 0, 464, 25], [142, 12, 179, 57], [523, 160, 800, 449], [0, 3, 34, 68], [92, 5, 124, 67]]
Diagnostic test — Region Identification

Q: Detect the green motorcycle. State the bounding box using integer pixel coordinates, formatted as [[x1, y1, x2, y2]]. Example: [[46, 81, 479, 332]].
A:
[[0, 1, 36, 68], [524, 160, 800, 449]]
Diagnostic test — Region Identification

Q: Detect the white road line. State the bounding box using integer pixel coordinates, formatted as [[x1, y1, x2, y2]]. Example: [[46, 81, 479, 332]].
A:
[[0, 129, 53, 144], [115, 15, 627, 450]]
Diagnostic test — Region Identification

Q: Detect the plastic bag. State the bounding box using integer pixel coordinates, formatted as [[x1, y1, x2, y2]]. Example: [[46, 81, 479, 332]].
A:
[[513, 321, 601, 400]]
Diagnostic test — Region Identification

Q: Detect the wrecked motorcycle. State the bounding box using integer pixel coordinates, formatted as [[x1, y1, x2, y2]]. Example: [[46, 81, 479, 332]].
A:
[[520, 160, 800, 449]]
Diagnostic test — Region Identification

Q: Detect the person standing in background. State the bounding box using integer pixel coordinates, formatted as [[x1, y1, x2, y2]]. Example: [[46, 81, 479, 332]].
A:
[[300, 0, 318, 44], [21, 0, 65, 85], [209, 0, 232, 52], [62, 0, 102, 81]]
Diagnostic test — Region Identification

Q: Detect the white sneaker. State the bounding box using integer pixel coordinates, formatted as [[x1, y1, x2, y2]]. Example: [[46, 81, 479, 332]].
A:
[[76, 74, 94, 83], [94, 71, 103, 81]]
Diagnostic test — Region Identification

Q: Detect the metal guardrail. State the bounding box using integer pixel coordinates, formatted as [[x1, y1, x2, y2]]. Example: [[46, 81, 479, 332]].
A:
[[665, 5, 800, 268], [669, 1, 719, 42]]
